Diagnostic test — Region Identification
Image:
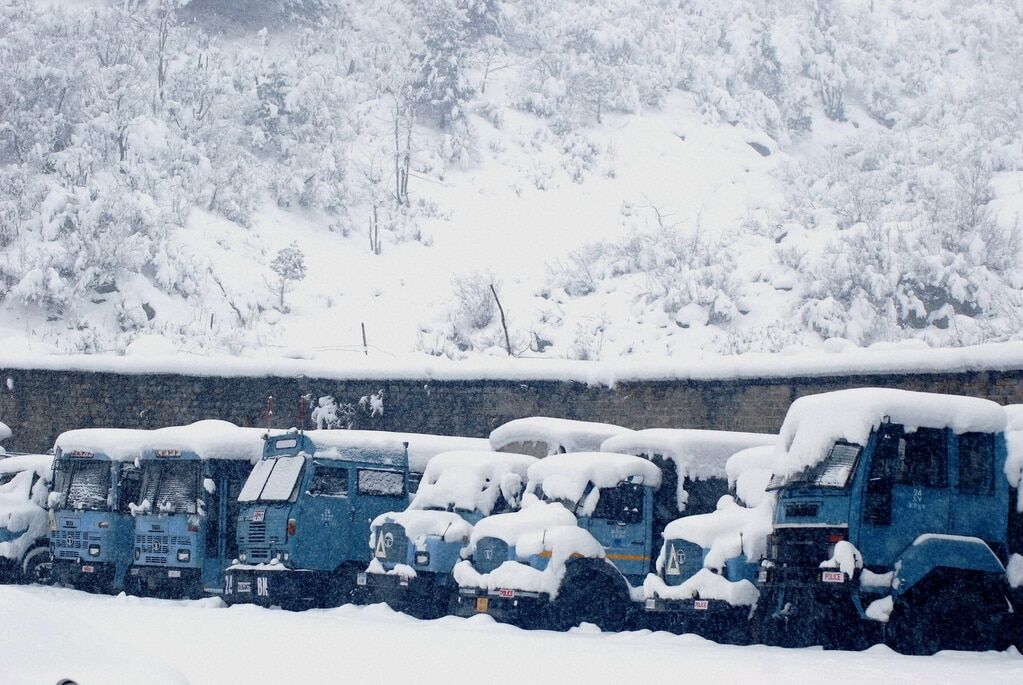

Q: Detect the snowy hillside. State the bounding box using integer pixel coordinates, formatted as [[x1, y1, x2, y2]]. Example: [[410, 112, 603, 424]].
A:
[[1, 0, 1021, 367]]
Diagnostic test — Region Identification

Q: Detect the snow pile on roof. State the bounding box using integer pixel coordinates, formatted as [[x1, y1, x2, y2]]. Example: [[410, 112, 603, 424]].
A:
[[1004, 405, 1023, 512], [643, 568, 759, 606], [0, 454, 52, 561], [525, 451, 662, 516], [409, 450, 537, 515], [370, 510, 472, 549], [306, 430, 489, 473], [602, 429, 775, 510], [776, 388, 1006, 477], [725, 446, 775, 508], [55, 421, 268, 462], [489, 417, 632, 455]]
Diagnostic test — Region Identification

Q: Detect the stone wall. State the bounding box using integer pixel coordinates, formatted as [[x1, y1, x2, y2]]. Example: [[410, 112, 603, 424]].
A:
[[0, 366, 1021, 452]]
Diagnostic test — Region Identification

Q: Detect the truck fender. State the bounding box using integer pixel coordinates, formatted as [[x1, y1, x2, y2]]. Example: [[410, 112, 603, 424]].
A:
[[892, 535, 1004, 598]]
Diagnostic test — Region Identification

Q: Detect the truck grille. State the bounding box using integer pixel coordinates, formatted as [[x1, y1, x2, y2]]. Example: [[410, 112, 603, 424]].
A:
[[246, 547, 271, 562], [145, 555, 167, 565], [137, 534, 169, 554], [474, 537, 509, 574], [767, 528, 843, 566], [248, 522, 266, 544], [58, 530, 85, 549]]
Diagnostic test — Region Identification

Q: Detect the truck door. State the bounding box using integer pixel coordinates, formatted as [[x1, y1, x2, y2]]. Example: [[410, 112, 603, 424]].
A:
[[860, 426, 951, 564], [202, 461, 222, 591], [952, 432, 1003, 545], [351, 468, 407, 565], [297, 462, 354, 570], [584, 483, 651, 584]]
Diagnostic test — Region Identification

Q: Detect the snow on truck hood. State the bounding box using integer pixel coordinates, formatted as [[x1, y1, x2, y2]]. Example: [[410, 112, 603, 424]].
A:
[[371, 510, 472, 546], [489, 417, 632, 455], [409, 450, 537, 515], [776, 388, 1007, 478], [524, 451, 662, 514]]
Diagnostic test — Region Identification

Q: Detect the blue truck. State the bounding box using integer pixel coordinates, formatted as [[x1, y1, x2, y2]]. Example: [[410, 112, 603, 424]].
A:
[[360, 449, 537, 617], [0, 452, 55, 584], [641, 444, 777, 642], [453, 430, 775, 630], [224, 429, 487, 609], [49, 430, 143, 593], [128, 421, 263, 598], [754, 388, 1015, 653]]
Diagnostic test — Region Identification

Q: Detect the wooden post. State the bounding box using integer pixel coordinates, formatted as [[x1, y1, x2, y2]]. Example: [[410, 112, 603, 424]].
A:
[[362, 323, 369, 356], [490, 284, 513, 357]]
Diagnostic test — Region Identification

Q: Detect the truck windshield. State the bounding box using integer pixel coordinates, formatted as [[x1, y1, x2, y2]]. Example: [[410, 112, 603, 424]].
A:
[[238, 456, 305, 502], [768, 441, 862, 490], [54, 460, 111, 511], [139, 460, 200, 514]]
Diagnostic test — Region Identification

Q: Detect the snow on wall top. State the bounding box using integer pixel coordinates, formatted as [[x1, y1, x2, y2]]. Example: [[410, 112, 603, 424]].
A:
[[410, 450, 537, 515], [777, 388, 1007, 477], [0, 453, 52, 478], [524, 451, 662, 511], [55, 421, 267, 462], [489, 417, 631, 454], [6, 339, 1023, 386], [601, 429, 776, 482], [301, 430, 488, 472]]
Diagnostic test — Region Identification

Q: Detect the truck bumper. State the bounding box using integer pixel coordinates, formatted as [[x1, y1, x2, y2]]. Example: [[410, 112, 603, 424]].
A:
[[451, 586, 549, 627], [358, 570, 450, 618], [51, 558, 118, 593], [642, 597, 752, 640], [130, 565, 203, 599], [223, 566, 320, 609]]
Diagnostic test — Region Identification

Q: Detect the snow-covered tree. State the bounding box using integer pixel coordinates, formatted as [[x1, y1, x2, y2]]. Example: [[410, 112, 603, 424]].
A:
[[270, 241, 307, 310]]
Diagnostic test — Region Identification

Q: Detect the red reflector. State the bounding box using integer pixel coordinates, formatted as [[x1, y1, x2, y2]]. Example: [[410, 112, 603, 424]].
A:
[[187, 522, 200, 532], [827, 533, 845, 543], [287, 519, 297, 536]]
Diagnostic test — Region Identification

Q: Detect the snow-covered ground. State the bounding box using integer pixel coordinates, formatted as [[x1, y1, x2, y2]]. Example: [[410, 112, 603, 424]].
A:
[[1, 585, 1020, 684]]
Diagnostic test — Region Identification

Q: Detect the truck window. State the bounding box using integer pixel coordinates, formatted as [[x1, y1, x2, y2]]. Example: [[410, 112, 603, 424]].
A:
[[895, 427, 948, 488], [118, 464, 142, 513], [307, 467, 349, 497], [357, 469, 405, 497], [958, 432, 994, 495], [591, 483, 644, 524]]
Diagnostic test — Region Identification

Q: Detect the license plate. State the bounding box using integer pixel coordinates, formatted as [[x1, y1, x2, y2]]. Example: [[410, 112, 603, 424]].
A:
[[237, 581, 252, 593], [399, 577, 410, 587], [498, 588, 515, 599], [758, 570, 768, 583], [821, 571, 845, 584], [356, 572, 367, 586], [645, 598, 656, 610], [475, 597, 489, 612], [694, 600, 709, 611], [168, 569, 182, 579], [81, 565, 94, 574], [252, 509, 265, 523]]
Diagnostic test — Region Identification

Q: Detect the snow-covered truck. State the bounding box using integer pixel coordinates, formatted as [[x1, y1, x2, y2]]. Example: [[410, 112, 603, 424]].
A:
[[755, 388, 1016, 654], [0, 450, 54, 584], [450, 429, 773, 631], [224, 430, 488, 609], [641, 444, 776, 642], [360, 450, 537, 617], [49, 429, 147, 592], [127, 421, 265, 598], [489, 417, 632, 457]]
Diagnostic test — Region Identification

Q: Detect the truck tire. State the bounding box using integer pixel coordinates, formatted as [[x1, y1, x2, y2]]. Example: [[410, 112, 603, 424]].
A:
[[548, 562, 631, 633], [20, 547, 52, 585], [887, 569, 1008, 655]]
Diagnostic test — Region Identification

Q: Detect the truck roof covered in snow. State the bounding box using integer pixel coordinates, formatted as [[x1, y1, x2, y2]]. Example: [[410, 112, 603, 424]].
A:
[[303, 430, 489, 473], [55, 421, 267, 462], [489, 417, 632, 455], [777, 388, 1006, 478], [601, 428, 776, 482], [410, 450, 537, 515], [525, 451, 662, 511], [0, 453, 52, 478]]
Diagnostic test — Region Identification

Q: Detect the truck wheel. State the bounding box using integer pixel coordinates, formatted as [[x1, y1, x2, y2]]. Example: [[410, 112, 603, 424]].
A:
[[20, 547, 52, 585], [548, 572, 630, 633], [887, 570, 1007, 655]]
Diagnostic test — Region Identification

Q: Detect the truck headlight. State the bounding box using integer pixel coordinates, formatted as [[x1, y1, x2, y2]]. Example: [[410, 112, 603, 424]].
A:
[[415, 551, 430, 566], [177, 549, 190, 562], [88, 544, 101, 557], [239, 553, 246, 562]]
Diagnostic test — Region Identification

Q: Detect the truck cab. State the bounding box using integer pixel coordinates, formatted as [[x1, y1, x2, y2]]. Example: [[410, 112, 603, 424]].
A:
[[0, 452, 54, 584], [49, 438, 141, 593], [756, 388, 1012, 653], [224, 431, 409, 608], [361, 450, 537, 617], [642, 444, 777, 642], [129, 440, 254, 598], [452, 451, 662, 631]]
